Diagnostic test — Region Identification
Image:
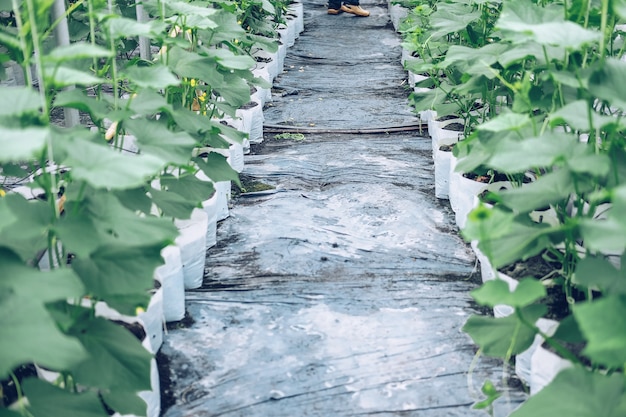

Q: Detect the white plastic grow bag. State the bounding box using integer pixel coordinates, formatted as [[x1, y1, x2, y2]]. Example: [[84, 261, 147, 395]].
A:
[[156, 245, 186, 322], [202, 192, 219, 249], [434, 148, 452, 199], [215, 180, 231, 221], [174, 208, 208, 289]]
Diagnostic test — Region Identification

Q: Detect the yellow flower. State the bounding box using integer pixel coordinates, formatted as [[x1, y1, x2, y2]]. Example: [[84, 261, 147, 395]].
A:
[[0, 189, 5, 197], [135, 306, 145, 315], [199, 91, 207, 102], [190, 79, 197, 87]]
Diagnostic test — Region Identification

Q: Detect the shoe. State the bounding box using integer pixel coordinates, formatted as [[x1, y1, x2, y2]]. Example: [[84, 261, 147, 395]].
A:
[[328, 6, 343, 14], [341, 4, 370, 16]]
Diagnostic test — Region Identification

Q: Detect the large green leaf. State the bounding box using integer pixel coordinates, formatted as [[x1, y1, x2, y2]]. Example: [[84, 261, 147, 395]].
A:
[[589, 58, 626, 111], [71, 244, 165, 314], [574, 295, 626, 368], [128, 89, 175, 117], [194, 153, 240, 184], [160, 172, 215, 202], [54, 89, 110, 123], [498, 169, 577, 212], [477, 111, 531, 132], [0, 86, 42, 117], [0, 249, 86, 378], [44, 65, 104, 88], [54, 129, 166, 189], [573, 255, 626, 295], [510, 367, 626, 417], [0, 194, 52, 262], [441, 44, 509, 78], [43, 42, 113, 63], [429, 3, 481, 39], [23, 378, 108, 417], [463, 304, 546, 357], [548, 100, 620, 131], [68, 317, 152, 391], [149, 186, 198, 219], [101, 390, 148, 416], [498, 0, 600, 50], [123, 64, 180, 90], [55, 189, 177, 257], [0, 126, 48, 162], [486, 134, 569, 173], [472, 278, 546, 308], [107, 16, 166, 39], [206, 48, 255, 70], [124, 118, 197, 165], [464, 207, 556, 268]]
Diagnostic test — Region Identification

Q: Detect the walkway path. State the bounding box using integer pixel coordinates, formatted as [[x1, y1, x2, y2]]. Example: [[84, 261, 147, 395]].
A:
[[160, 1, 525, 416]]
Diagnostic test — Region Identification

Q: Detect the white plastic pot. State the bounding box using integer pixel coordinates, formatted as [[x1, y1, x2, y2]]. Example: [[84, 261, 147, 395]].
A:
[[174, 208, 209, 289], [530, 343, 573, 395], [448, 157, 488, 229], [156, 245, 186, 322], [389, 4, 408, 32], [516, 318, 559, 386], [236, 101, 264, 145], [215, 180, 231, 221], [202, 192, 219, 249], [434, 148, 452, 200], [288, 2, 304, 34]]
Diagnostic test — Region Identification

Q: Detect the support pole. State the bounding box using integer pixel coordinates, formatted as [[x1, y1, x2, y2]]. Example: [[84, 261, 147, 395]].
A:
[[51, 0, 80, 127], [136, 1, 151, 60]]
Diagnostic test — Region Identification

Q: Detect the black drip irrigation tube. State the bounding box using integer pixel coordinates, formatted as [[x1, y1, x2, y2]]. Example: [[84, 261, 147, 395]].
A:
[[263, 122, 429, 135]]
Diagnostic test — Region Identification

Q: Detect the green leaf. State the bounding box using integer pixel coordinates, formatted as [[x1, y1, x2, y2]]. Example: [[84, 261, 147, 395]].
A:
[[124, 64, 180, 90], [0, 249, 86, 378], [54, 89, 110, 123], [510, 367, 626, 417], [71, 244, 165, 314], [574, 295, 626, 368], [128, 89, 175, 116], [55, 129, 166, 189], [0, 197, 18, 232], [149, 187, 198, 219], [462, 304, 546, 357], [194, 152, 240, 184], [124, 118, 197, 165], [429, 3, 481, 39], [473, 380, 502, 410], [548, 100, 618, 131], [613, 0, 626, 20], [477, 111, 531, 132], [68, 317, 152, 391], [56, 189, 177, 257], [573, 256, 626, 295], [107, 16, 166, 39], [0, 86, 42, 117], [589, 58, 626, 111], [44, 65, 104, 88], [580, 217, 626, 253], [0, 194, 51, 261], [23, 378, 108, 417], [0, 126, 48, 162], [499, 169, 577, 212], [160, 172, 215, 202], [472, 278, 546, 308], [464, 207, 555, 269], [487, 134, 570, 173], [497, 0, 600, 50], [44, 42, 113, 63], [206, 48, 255, 70], [101, 389, 148, 416], [441, 44, 509, 78]]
